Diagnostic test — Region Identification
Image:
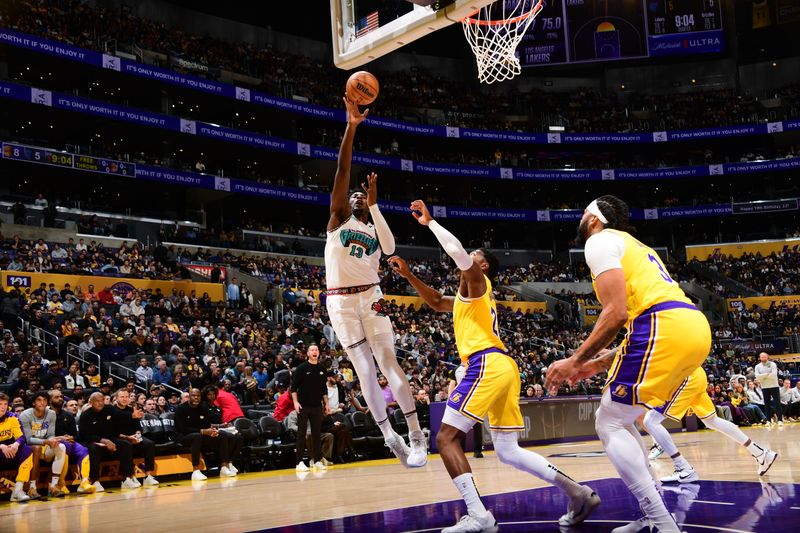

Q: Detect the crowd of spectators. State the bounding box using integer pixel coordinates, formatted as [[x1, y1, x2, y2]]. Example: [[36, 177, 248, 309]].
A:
[[4, 0, 800, 136], [0, 236, 191, 281], [726, 302, 800, 338], [704, 250, 800, 297]]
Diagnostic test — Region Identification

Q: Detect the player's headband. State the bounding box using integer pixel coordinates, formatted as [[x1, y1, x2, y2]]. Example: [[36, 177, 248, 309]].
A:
[[586, 200, 608, 224]]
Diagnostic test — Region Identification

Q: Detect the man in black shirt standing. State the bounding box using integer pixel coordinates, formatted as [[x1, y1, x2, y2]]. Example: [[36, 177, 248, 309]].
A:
[[79, 392, 139, 490], [292, 344, 329, 471], [174, 388, 237, 480]]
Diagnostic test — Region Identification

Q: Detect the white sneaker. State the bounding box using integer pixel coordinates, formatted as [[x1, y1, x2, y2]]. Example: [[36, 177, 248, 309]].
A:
[[132, 476, 142, 488], [220, 466, 237, 477], [191, 470, 208, 481], [757, 449, 778, 476], [295, 461, 310, 472], [408, 430, 428, 468], [778, 421, 784, 427], [611, 517, 650, 533], [10, 488, 30, 502], [648, 443, 664, 461], [660, 467, 699, 484], [559, 486, 601, 526], [93, 481, 105, 493], [143, 475, 159, 486], [121, 477, 140, 490], [441, 511, 498, 533], [385, 432, 411, 467], [312, 461, 328, 470], [228, 464, 239, 474], [320, 458, 333, 466]]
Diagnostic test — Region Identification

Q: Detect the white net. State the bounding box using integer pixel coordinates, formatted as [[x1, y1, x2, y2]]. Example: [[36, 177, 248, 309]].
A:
[[461, 0, 543, 84]]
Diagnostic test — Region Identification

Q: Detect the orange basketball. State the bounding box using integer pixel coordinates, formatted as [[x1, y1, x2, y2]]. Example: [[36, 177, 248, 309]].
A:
[[346, 71, 379, 105]]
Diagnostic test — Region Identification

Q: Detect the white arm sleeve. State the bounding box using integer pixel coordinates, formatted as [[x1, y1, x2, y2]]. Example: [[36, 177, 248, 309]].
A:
[[584, 231, 626, 277], [369, 204, 395, 255], [428, 220, 473, 271]]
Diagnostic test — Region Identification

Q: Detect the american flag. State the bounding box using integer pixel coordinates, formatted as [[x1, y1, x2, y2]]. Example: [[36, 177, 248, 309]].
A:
[[355, 11, 380, 38]]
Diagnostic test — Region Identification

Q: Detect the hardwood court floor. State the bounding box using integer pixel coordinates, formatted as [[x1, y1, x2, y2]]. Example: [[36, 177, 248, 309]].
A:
[[3, 424, 799, 532]]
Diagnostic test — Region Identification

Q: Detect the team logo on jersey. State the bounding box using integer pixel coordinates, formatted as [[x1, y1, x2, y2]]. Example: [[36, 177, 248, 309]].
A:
[[371, 299, 387, 317], [450, 393, 462, 404], [340, 229, 379, 256], [612, 384, 628, 398]]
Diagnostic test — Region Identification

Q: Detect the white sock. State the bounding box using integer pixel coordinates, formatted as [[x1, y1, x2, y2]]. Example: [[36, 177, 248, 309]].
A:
[[370, 332, 422, 435], [453, 473, 488, 516], [633, 482, 679, 532], [51, 476, 60, 488], [14, 481, 24, 492], [673, 454, 691, 471], [747, 440, 766, 458], [492, 431, 583, 498], [376, 416, 394, 439], [596, 396, 678, 532], [643, 410, 679, 457], [405, 410, 423, 435], [346, 342, 393, 438]]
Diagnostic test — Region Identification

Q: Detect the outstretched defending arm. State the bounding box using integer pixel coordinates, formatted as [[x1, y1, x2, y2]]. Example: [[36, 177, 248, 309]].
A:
[[328, 98, 369, 232], [361, 172, 395, 255], [389, 256, 454, 312], [410, 200, 485, 299]]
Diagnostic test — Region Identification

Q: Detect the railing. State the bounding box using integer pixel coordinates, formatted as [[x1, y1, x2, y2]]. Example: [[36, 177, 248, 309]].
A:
[[19, 317, 62, 357], [106, 360, 183, 396], [66, 343, 102, 374]]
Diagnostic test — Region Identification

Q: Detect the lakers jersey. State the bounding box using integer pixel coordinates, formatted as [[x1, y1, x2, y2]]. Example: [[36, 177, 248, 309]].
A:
[[453, 276, 506, 362], [325, 216, 381, 289], [589, 229, 691, 321]]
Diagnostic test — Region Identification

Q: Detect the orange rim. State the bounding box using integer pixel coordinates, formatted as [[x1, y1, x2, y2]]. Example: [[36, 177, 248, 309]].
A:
[[461, 0, 544, 26]]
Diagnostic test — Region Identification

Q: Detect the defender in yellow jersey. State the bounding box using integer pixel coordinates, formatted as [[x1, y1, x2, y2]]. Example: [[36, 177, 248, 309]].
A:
[[0, 392, 35, 502], [642, 367, 777, 483], [546, 196, 712, 533], [390, 200, 600, 533]]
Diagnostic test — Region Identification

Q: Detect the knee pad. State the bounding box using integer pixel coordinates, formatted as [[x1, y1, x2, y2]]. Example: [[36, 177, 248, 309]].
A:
[[702, 414, 720, 431], [643, 409, 665, 433], [491, 432, 522, 467]]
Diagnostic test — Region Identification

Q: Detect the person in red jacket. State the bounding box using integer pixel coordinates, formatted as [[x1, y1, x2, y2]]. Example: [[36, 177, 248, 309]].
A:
[[272, 383, 293, 423], [97, 286, 114, 305], [214, 380, 244, 423]]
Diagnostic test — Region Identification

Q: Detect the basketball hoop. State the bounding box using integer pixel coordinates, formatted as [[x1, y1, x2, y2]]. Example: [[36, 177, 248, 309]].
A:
[[461, 0, 544, 84]]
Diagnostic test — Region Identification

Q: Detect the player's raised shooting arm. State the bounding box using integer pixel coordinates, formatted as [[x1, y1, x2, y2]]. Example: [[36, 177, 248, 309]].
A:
[[329, 98, 369, 232], [388, 256, 454, 312]]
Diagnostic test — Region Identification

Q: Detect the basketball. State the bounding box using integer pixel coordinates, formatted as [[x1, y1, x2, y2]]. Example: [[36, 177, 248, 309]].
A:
[[346, 71, 379, 105]]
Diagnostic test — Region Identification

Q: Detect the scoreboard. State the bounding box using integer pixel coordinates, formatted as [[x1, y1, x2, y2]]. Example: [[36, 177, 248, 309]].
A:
[[3, 144, 74, 168], [647, 0, 723, 34], [646, 0, 724, 56], [2, 142, 135, 176], [74, 155, 135, 175], [517, 0, 724, 67]]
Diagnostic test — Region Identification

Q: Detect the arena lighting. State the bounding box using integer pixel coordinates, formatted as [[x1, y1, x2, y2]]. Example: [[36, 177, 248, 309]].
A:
[[549, 125, 565, 132]]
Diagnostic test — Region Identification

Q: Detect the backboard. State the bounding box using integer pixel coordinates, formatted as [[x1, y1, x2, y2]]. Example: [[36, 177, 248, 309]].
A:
[[331, 0, 496, 70]]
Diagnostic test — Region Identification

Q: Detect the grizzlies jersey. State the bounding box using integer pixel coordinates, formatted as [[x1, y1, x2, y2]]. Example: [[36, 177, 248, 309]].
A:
[[453, 276, 506, 362], [325, 216, 381, 289], [589, 229, 691, 322]]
